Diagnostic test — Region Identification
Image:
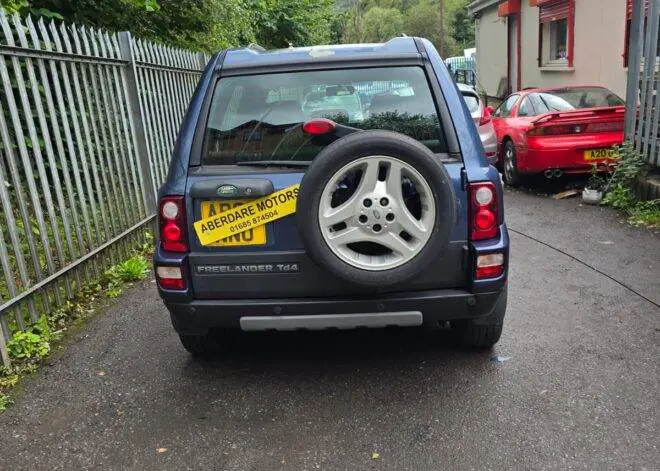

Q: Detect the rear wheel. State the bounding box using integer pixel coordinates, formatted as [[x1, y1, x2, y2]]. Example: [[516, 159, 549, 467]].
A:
[[454, 287, 507, 349], [178, 331, 227, 357], [502, 140, 521, 187], [458, 324, 503, 349]]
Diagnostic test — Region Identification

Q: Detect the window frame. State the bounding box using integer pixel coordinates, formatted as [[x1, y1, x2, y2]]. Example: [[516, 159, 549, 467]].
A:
[[536, 0, 575, 69], [546, 18, 568, 65], [516, 96, 535, 117], [529, 93, 550, 115], [494, 94, 520, 118]]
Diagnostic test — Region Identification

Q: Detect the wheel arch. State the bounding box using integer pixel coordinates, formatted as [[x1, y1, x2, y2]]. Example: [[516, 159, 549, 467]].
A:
[[497, 136, 514, 167]]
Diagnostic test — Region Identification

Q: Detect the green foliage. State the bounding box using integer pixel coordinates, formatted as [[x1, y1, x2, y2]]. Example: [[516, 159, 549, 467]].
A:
[[12, 0, 335, 53], [451, 7, 473, 51], [137, 231, 155, 254], [355, 111, 440, 139], [598, 142, 659, 228], [602, 183, 632, 209], [602, 184, 660, 227], [628, 199, 660, 227], [0, 394, 12, 412], [0, 373, 19, 388], [102, 254, 149, 298], [1, 0, 62, 17], [605, 141, 647, 189], [586, 163, 607, 191], [250, 0, 334, 48], [362, 6, 404, 42], [7, 315, 52, 360], [338, 0, 474, 56], [404, 1, 440, 45], [6, 0, 473, 54], [0, 0, 28, 13]]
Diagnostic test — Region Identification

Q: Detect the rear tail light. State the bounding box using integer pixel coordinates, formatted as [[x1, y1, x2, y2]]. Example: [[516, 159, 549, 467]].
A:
[[527, 121, 623, 136], [475, 253, 504, 279], [469, 182, 499, 240], [156, 266, 186, 290], [159, 196, 188, 252], [527, 124, 585, 136], [585, 121, 624, 133], [479, 106, 492, 126]]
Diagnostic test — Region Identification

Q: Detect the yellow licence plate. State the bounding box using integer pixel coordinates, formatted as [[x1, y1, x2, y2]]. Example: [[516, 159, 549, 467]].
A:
[[199, 200, 267, 246], [584, 148, 619, 161]]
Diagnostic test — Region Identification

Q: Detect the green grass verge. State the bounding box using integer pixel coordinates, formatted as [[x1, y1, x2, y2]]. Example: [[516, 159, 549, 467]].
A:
[[602, 184, 660, 228]]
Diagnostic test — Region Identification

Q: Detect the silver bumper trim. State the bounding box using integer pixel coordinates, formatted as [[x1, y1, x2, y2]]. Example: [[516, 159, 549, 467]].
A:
[[239, 312, 423, 331]]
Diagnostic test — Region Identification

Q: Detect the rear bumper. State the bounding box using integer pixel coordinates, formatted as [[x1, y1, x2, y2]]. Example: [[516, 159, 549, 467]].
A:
[[517, 132, 623, 173], [165, 288, 506, 335], [519, 148, 619, 174]]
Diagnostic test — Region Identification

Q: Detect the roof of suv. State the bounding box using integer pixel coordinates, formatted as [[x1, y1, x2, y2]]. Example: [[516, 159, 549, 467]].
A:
[[221, 37, 422, 71]]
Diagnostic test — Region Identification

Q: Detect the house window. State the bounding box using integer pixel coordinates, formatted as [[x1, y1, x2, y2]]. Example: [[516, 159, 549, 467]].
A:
[[537, 0, 574, 68], [548, 19, 568, 62]]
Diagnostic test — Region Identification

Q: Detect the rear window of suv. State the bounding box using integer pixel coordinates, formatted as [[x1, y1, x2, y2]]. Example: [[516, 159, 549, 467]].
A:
[[201, 67, 446, 165]]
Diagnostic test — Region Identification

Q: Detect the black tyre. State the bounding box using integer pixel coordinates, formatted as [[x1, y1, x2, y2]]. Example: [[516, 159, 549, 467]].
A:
[[297, 130, 456, 287], [502, 140, 521, 187], [455, 287, 507, 349], [178, 332, 224, 357]]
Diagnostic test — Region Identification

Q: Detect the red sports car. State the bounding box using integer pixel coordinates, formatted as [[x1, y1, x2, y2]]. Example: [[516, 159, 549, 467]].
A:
[[491, 86, 625, 186]]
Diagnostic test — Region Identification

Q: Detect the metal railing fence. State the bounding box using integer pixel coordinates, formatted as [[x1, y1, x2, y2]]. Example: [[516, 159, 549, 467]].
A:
[[0, 8, 206, 366], [625, 0, 660, 167]]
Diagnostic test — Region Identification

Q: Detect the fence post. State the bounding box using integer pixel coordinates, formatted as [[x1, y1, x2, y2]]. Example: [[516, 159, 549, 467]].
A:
[[196, 52, 206, 71], [117, 31, 156, 214], [0, 323, 9, 367], [624, 0, 645, 141]]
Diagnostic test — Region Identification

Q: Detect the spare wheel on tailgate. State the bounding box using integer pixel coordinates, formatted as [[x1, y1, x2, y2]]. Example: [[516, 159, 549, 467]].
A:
[[297, 130, 456, 287]]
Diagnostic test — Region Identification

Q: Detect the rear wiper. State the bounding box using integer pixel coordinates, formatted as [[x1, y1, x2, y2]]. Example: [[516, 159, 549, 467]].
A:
[[234, 160, 310, 168]]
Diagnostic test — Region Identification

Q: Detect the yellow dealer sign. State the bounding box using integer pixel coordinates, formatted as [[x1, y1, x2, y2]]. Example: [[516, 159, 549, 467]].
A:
[[194, 185, 299, 246]]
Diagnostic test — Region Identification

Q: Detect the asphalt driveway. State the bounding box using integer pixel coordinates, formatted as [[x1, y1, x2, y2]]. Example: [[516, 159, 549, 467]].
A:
[[1, 188, 658, 470]]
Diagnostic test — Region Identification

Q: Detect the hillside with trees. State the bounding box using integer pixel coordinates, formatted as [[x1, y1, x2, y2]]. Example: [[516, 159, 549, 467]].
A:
[[1, 0, 473, 56], [334, 0, 474, 57]]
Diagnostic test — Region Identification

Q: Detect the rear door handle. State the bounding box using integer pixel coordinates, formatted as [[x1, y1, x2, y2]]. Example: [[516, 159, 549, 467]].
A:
[[189, 179, 274, 199]]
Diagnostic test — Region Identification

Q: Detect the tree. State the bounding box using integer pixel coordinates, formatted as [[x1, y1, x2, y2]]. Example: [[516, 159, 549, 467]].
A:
[[249, 0, 334, 48], [18, 0, 254, 52], [4, 0, 335, 53], [403, 1, 440, 46], [361, 6, 404, 42], [451, 7, 474, 51]]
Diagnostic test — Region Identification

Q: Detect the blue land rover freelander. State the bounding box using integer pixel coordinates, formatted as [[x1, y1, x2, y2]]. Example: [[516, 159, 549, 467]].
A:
[[153, 37, 509, 355]]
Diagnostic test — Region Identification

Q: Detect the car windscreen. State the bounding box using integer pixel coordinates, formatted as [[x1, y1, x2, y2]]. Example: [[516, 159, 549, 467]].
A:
[[533, 87, 625, 113], [461, 93, 480, 113], [201, 67, 446, 165]]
